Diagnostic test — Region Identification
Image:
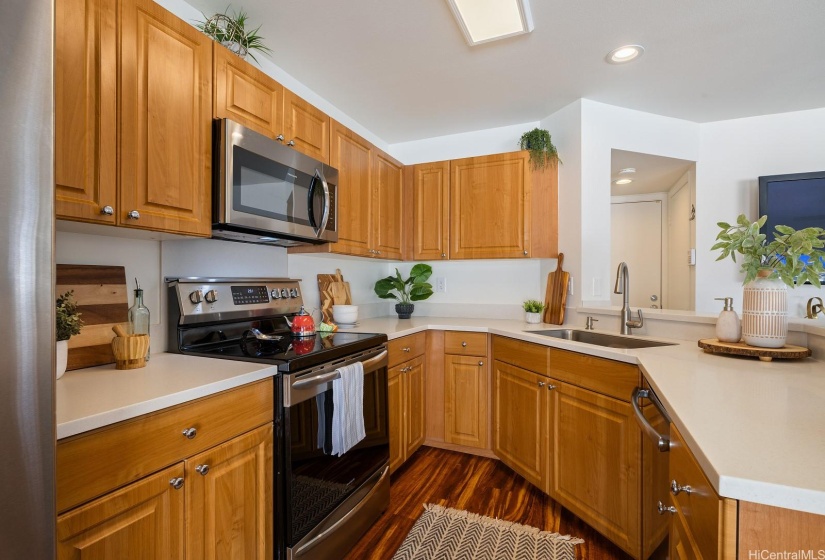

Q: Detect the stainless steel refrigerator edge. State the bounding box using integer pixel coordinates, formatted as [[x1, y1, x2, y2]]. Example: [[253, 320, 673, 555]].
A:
[[0, 0, 56, 557]]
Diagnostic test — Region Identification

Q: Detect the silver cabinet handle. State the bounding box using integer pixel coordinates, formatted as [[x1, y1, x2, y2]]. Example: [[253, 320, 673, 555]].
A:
[[376, 250, 381, 255], [671, 479, 692, 495], [170, 477, 184, 490], [182, 427, 197, 439], [441, 253, 446, 258], [523, 250, 528, 256], [287, 140, 296, 147], [478, 361, 484, 366], [100, 205, 114, 216], [657, 501, 676, 515], [631, 387, 671, 452], [538, 381, 546, 388], [275, 134, 284, 142], [402, 347, 410, 352], [196, 464, 210, 476], [547, 383, 557, 390], [461, 341, 467, 347], [127, 210, 140, 220]]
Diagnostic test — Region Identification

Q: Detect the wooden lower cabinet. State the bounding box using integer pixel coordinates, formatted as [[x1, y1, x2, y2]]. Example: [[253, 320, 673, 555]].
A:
[[444, 354, 488, 449], [388, 355, 425, 473]]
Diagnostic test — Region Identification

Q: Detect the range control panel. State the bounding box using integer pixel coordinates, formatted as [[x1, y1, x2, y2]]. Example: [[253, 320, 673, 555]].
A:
[[168, 278, 304, 324]]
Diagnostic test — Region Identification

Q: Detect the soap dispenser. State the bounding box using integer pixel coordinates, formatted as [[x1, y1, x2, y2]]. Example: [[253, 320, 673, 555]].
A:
[[714, 297, 741, 343]]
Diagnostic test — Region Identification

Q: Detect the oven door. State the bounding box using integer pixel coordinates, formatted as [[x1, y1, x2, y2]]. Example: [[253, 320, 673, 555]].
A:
[[283, 347, 390, 559]]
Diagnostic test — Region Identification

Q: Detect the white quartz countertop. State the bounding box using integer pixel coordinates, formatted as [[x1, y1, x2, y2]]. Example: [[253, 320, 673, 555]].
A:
[[56, 353, 277, 439], [342, 316, 825, 516]]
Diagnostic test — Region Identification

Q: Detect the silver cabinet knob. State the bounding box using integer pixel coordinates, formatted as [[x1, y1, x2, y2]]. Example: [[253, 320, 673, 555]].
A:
[[287, 140, 296, 147], [170, 477, 184, 490], [441, 253, 446, 258], [204, 289, 218, 304], [657, 501, 677, 515], [182, 427, 197, 439], [100, 205, 114, 216], [523, 250, 528, 256], [461, 341, 467, 347], [671, 480, 692, 496], [275, 134, 284, 142], [196, 464, 210, 476], [478, 361, 484, 366], [189, 290, 203, 304], [127, 210, 140, 220], [402, 347, 410, 352], [538, 381, 546, 388]]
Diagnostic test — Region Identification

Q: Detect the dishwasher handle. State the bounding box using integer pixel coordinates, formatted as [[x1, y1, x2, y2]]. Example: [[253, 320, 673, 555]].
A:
[[632, 387, 671, 452]]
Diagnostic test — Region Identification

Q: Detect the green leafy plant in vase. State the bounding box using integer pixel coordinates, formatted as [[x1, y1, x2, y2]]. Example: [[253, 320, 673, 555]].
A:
[[518, 127, 561, 170], [713, 214, 825, 348], [523, 299, 545, 324], [196, 7, 272, 63], [374, 264, 434, 319], [56, 291, 84, 379]]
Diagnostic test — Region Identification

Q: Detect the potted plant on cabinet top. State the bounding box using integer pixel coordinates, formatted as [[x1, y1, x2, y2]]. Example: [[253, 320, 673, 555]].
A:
[[523, 299, 545, 324], [518, 127, 561, 170], [713, 214, 825, 348], [56, 291, 84, 379], [374, 264, 434, 319], [195, 7, 272, 63]]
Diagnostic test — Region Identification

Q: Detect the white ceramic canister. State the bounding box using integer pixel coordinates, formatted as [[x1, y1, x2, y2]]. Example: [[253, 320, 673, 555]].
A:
[[741, 273, 788, 348]]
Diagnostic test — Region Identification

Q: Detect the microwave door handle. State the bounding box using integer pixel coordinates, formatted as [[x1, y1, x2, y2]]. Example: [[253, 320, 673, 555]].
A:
[[315, 168, 330, 238]]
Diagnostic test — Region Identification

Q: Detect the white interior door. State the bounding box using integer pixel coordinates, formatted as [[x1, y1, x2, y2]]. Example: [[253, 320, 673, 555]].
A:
[[668, 175, 693, 310], [611, 201, 662, 309]]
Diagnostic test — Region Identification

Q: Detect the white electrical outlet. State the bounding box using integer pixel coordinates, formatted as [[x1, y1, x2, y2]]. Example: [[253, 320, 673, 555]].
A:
[[567, 276, 574, 295], [435, 277, 447, 293]]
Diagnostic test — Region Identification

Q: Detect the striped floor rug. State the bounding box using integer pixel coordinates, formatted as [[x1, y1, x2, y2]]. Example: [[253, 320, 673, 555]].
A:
[[392, 504, 584, 560]]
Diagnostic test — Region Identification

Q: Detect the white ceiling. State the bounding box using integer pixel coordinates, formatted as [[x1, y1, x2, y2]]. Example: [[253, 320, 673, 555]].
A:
[[187, 0, 825, 144], [611, 150, 694, 196]]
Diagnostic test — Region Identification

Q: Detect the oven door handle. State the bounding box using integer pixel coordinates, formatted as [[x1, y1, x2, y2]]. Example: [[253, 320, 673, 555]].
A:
[[291, 350, 387, 390], [631, 387, 671, 452]]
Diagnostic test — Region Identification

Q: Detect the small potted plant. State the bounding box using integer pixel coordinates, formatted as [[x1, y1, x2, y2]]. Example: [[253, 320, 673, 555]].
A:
[[713, 214, 825, 347], [523, 299, 545, 324], [518, 127, 561, 170], [195, 7, 272, 63], [56, 291, 84, 379], [374, 264, 434, 319]]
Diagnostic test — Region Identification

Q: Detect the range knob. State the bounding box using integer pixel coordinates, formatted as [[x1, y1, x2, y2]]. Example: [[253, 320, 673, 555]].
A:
[[280, 288, 289, 298], [204, 289, 218, 304], [290, 288, 299, 298], [270, 289, 281, 300], [189, 290, 204, 304]]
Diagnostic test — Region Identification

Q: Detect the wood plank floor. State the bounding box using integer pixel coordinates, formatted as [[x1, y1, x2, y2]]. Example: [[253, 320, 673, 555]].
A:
[[345, 446, 635, 560]]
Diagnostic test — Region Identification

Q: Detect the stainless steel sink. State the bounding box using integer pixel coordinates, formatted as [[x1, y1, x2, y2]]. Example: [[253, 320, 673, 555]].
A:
[[526, 329, 675, 349]]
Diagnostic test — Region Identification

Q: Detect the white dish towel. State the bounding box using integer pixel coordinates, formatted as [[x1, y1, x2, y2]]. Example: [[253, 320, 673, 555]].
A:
[[331, 361, 366, 456]]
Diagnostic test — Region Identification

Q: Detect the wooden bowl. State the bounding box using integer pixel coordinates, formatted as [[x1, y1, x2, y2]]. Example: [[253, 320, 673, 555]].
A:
[[111, 334, 150, 370]]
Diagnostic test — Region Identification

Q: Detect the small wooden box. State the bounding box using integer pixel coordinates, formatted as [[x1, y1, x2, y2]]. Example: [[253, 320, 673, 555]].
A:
[[111, 335, 150, 370]]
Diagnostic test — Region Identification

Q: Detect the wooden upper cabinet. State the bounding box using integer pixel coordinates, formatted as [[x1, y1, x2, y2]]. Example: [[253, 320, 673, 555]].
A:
[[55, 0, 118, 223], [213, 43, 284, 140], [329, 120, 373, 256], [412, 161, 450, 260], [284, 89, 330, 163], [372, 149, 405, 260], [119, 0, 212, 236]]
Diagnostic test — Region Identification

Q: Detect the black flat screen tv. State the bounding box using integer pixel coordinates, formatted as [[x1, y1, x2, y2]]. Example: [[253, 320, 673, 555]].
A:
[[759, 171, 825, 234]]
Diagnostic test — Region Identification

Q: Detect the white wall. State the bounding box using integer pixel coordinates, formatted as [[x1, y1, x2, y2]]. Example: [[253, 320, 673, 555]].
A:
[[696, 107, 825, 314]]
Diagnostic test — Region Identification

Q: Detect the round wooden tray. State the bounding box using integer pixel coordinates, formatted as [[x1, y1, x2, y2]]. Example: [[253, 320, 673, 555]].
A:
[[697, 338, 811, 362]]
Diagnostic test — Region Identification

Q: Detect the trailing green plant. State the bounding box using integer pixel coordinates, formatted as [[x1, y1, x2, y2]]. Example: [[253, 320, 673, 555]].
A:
[[522, 299, 545, 313], [518, 127, 561, 170], [195, 7, 272, 63], [374, 264, 434, 304], [712, 214, 825, 287], [56, 291, 84, 342]]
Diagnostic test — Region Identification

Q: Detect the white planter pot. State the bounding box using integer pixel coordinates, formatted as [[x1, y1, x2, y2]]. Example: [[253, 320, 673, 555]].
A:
[[56, 339, 68, 380], [525, 312, 542, 324], [742, 275, 788, 348]]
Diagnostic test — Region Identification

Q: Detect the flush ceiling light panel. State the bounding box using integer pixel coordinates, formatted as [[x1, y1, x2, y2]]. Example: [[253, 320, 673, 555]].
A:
[[614, 178, 633, 185], [606, 44, 645, 64], [447, 0, 534, 46]]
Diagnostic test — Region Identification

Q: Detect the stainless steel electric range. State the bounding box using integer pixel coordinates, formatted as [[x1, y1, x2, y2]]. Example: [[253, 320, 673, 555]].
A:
[[167, 277, 390, 560]]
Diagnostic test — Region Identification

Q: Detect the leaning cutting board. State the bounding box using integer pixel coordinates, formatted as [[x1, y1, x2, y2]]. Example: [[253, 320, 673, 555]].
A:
[[56, 264, 129, 370], [317, 269, 352, 323], [543, 253, 569, 325]]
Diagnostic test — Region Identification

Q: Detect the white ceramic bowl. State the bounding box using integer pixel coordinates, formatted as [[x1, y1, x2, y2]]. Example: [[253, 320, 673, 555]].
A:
[[332, 305, 359, 324]]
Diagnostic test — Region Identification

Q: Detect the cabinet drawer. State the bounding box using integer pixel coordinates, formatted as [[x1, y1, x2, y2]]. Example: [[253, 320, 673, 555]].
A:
[[669, 425, 723, 560], [548, 348, 639, 401], [388, 332, 426, 366], [492, 335, 550, 373], [57, 378, 273, 513], [444, 331, 487, 356]]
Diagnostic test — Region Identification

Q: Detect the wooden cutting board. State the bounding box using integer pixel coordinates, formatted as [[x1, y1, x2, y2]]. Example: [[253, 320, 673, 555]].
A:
[[56, 264, 129, 370], [543, 253, 569, 325], [317, 269, 352, 323], [698, 339, 811, 362]]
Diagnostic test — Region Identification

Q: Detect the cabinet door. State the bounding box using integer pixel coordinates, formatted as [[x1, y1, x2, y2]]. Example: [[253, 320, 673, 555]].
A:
[[372, 150, 405, 260], [669, 506, 701, 560], [492, 360, 549, 492], [405, 356, 426, 456], [329, 120, 373, 256], [444, 354, 488, 449], [284, 89, 330, 163], [55, 0, 118, 223], [412, 161, 450, 260], [450, 152, 531, 259], [388, 364, 405, 473], [213, 43, 284, 140], [186, 424, 273, 560], [549, 382, 641, 557], [120, 0, 212, 236], [57, 463, 185, 559]]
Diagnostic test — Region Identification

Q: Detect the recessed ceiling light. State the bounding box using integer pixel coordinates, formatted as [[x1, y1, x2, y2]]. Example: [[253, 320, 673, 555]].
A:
[[619, 167, 636, 174], [614, 178, 634, 185], [446, 0, 534, 46], [606, 45, 645, 64]]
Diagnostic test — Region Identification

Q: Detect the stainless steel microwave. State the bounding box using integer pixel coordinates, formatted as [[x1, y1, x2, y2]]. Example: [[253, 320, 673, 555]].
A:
[[212, 119, 338, 246]]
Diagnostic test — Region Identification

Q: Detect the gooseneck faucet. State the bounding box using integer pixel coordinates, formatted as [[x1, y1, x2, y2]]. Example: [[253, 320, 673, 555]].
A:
[[614, 262, 644, 335]]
